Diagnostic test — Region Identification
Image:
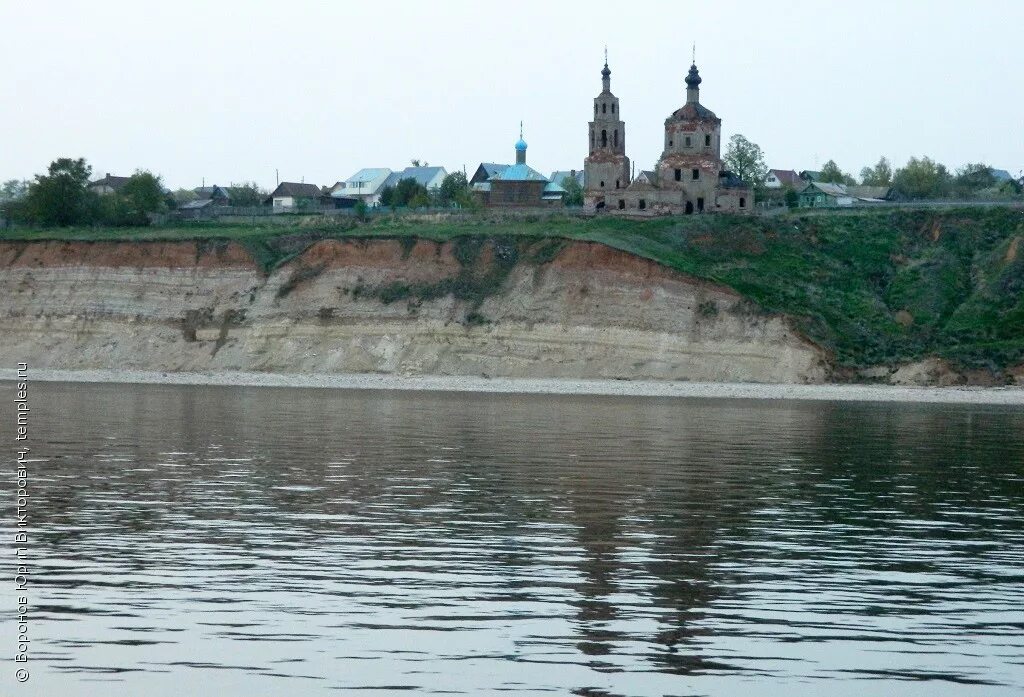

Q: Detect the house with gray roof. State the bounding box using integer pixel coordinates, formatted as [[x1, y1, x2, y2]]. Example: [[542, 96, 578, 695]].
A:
[[382, 166, 448, 192], [549, 170, 586, 188]]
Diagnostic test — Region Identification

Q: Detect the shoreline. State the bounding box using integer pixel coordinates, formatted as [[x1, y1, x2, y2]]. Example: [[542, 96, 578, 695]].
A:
[[1, 368, 1023, 405]]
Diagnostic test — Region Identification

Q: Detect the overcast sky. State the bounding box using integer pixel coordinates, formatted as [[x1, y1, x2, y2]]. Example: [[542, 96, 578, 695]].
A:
[[2, 1, 1022, 189]]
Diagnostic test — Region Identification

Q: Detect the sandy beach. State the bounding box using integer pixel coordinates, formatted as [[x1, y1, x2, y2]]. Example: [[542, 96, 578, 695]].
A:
[[1, 368, 1022, 405]]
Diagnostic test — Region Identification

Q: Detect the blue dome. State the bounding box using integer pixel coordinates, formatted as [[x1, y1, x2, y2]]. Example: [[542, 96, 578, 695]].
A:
[[515, 137, 528, 151]]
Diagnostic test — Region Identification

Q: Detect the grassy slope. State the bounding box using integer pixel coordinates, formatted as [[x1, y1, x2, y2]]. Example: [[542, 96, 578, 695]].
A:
[[3, 208, 1023, 370]]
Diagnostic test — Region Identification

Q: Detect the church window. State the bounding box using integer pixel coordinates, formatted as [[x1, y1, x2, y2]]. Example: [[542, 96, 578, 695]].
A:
[[600, 181, 605, 188], [618, 199, 625, 210], [612, 103, 616, 113], [698, 197, 705, 211], [639, 199, 646, 210], [669, 139, 673, 147], [692, 168, 700, 181], [740, 197, 747, 208], [674, 169, 682, 182], [590, 130, 594, 148], [594, 104, 598, 115], [614, 130, 618, 147], [615, 179, 620, 189], [602, 103, 607, 114], [705, 134, 712, 147], [685, 136, 692, 147], [601, 130, 607, 147]]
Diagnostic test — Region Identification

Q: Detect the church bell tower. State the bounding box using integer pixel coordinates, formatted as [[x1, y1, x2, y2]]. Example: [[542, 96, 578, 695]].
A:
[[584, 51, 630, 203]]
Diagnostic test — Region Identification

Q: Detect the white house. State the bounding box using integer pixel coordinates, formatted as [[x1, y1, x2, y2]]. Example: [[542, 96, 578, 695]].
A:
[[332, 168, 393, 206], [267, 182, 322, 209]]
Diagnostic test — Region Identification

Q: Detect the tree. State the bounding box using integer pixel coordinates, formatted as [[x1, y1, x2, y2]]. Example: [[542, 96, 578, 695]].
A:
[[119, 171, 165, 220], [892, 157, 952, 199], [723, 135, 768, 189], [228, 181, 266, 206], [438, 171, 470, 206], [860, 157, 893, 186], [171, 188, 199, 205], [24, 157, 99, 226], [818, 159, 856, 186], [409, 191, 431, 209], [0, 179, 30, 202], [353, 200, 369, 221], [393, 177, 429, 207], [560, 176, 584, 207], [953, 163, 996, 196], [784, 188, 799, 209], [379, 185, 395, 208]]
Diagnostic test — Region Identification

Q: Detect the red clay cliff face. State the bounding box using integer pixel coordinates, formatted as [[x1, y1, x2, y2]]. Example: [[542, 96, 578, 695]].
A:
[[0, 240, 256, 269]]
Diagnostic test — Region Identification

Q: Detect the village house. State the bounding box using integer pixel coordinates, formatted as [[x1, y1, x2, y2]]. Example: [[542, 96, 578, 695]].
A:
[[332, 168, 393, 206], [194, 185, 232, 205], [266, 182, 323, 209], [88, 173, 131, 195], [765, 169, 801, 189], [549, 170, 586, 188], [381, 166, 448, 194], [585, 57, 753, 214]]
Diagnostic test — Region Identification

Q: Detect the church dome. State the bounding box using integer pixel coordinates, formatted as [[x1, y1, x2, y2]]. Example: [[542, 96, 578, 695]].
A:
[[515, 137, 528, 151], [685, 63, 702, 88]]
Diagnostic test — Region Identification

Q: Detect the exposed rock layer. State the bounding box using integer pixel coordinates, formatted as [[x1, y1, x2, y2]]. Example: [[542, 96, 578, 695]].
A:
[[0, 238, 828, 383]]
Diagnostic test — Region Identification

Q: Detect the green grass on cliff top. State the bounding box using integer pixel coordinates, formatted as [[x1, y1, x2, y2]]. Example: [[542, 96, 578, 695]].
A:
[[4, 208, 1023, 370]]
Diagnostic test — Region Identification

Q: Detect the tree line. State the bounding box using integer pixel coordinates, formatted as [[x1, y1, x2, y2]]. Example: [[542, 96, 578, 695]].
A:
[[0, 158, 277, 226], [723, 135, 1022, 200]]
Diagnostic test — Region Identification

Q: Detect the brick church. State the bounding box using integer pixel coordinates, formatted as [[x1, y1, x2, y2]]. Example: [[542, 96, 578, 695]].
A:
[[584, 55, 753, 214]]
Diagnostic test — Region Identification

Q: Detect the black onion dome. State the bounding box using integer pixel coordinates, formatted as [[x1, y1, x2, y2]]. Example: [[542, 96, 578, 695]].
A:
[[685, 63, 702, 88], [601, 62, 611, 79]]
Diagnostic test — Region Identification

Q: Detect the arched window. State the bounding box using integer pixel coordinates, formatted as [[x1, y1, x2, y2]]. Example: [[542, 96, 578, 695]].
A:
[[615, 179, 620, 189], [602, 103, 607, 114], [601, 130, 607, 148], [600, 180, 605, 188], [612, 103, 616, 113], [614, 130, 618, 147], [594, 104, 598, 116]]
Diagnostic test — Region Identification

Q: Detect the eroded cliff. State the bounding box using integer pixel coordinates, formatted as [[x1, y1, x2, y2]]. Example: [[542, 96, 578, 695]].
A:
[[0, 237, 827, 383]]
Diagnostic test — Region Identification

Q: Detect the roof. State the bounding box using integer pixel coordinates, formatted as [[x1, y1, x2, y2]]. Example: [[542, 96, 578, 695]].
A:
[[345, 168, 392, 184], [489, 164, 548, 182], [270, 182, 322, 198], [549, 171, 585, 186], [89, 174, 131, 190], [194, 185, 230, 200], [769, 169, 801, 186], [382, 166, 447, 189], [802, 181, 849, 196], [847, 185, 891, 199], [718, 171, 748, 189], [800, 170, 822, 181], [669, 102, 719, 122], [991, 169, 1012, 181], [477, 163, 510, 178], [542, 181, 566, 193], [179, 198, 215, 210]]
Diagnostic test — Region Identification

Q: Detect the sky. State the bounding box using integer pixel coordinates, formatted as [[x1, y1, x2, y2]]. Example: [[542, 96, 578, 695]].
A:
[[2, 0, 1023, 190]]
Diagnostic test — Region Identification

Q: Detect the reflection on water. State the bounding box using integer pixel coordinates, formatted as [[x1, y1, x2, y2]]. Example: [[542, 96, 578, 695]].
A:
[[5, 382, 1024, 696]]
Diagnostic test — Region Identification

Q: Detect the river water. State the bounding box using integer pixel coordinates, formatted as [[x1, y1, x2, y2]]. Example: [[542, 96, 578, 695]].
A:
[[5, 381, 1024, 696]]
